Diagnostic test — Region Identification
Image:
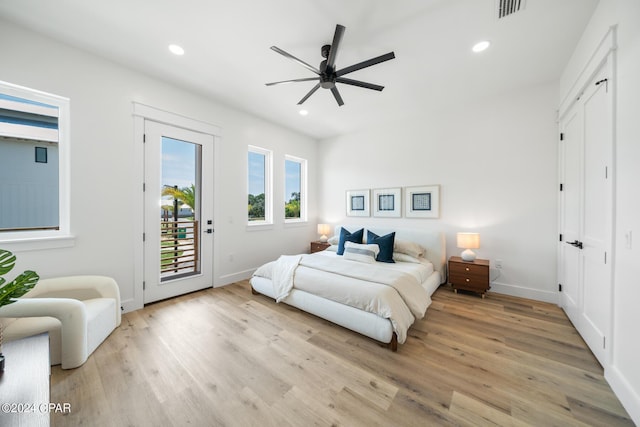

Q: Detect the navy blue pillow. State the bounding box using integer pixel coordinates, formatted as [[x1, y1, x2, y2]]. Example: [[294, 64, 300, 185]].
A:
[[337, 227, 364, 255], [367, 231, 396, 263]]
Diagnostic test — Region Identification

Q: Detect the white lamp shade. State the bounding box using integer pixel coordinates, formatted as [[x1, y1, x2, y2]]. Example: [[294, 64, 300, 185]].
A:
[[457, 232, 480, 261], [317, 224, 331, 242], [457, 232, 480, 249]]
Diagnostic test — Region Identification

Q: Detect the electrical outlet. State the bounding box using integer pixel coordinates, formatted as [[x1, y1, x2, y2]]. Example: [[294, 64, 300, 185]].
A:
[[495, 259, 503, 269]]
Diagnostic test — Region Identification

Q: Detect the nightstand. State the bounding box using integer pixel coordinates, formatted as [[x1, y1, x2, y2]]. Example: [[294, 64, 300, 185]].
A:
[[310, 241, 330, 253], [448, 256, 490, 298]]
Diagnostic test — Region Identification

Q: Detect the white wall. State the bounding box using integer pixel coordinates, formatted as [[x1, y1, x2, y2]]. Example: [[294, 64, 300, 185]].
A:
[[318, 82, 559, 302], [0, 19, 318, 310], [559, 0, 640, 422]]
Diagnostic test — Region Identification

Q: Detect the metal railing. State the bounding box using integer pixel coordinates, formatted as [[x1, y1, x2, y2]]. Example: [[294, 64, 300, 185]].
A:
[[160, 220, 199, 278]]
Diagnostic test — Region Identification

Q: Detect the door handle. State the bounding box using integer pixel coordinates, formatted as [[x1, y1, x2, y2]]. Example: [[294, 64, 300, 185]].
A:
[[567, 240, 583, 249], [205, 228, 213, 234]]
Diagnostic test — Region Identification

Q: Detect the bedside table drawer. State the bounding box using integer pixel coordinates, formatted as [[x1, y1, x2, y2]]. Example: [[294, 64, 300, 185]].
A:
[[449, 262, 487, 277], [310, 241, 330, 253]]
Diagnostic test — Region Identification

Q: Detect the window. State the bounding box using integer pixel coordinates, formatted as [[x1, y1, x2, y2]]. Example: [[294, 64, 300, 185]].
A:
[[0, 81, 70, 243], [284, 155, 306, 222], [247, 146, 272, 225]]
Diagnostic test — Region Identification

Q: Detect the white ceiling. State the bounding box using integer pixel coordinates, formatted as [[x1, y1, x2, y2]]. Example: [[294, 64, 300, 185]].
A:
[[0, 0, 598, 140]]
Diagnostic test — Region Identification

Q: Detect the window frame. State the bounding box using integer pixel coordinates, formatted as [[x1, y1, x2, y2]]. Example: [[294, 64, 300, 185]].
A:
[[247, 145, 273, 227], [284, 154, 307, 224], [0, 80, 72, 249]]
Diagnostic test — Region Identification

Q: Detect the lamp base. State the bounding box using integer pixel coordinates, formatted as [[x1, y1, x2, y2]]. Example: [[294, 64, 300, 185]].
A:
[[319, 235, 328, 242], [461, 248, 476, 262]]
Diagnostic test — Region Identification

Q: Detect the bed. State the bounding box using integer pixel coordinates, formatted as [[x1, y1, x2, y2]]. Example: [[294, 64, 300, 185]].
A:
[[250, 226, 446, 351]]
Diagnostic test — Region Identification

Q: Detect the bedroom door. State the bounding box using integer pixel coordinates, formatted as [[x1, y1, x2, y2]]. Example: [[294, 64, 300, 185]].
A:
[[143, 120, 214, 303], [558, 64, 613, 367]]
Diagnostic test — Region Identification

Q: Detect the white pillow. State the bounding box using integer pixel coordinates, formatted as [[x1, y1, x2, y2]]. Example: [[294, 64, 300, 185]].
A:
[[327, 235, 339, 245], [394, 239, 425, 258], [393, 252, 422, 263], [343, 241, 380, 264]]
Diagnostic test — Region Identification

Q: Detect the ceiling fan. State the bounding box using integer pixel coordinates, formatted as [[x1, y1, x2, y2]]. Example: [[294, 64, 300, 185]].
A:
[[266, 24, 395, 106]]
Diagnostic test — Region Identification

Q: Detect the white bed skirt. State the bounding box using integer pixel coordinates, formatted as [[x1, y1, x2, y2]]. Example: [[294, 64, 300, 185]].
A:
[[250, 270, 441, 345]]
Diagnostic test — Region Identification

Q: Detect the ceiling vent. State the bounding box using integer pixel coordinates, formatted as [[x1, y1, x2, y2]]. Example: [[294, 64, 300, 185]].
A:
[[497, 0, 526, 19]]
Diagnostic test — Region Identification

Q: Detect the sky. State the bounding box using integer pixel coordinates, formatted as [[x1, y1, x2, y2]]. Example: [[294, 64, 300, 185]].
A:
[[162, 137, 195, 189]]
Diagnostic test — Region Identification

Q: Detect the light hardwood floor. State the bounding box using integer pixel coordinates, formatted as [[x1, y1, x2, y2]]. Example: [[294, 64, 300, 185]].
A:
[[51, 281, 634, 426]]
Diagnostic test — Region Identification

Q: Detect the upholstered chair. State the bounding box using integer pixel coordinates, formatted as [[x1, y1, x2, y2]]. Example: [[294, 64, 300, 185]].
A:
[[0, 275, 121, 369]]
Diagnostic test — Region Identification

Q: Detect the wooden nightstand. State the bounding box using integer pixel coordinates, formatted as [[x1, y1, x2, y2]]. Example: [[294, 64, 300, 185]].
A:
[[310, 241, 331, 253], [448, 256, 490, 298]]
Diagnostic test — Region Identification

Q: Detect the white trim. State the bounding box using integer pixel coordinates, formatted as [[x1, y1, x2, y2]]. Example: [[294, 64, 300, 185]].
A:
[[558, 26, 617, 121], [0, 80, 72, 248], [606, 366, 640, 424], [131, 102, 221, 311], [247, 145, 273, 226], [132, 102, 221, 136], [490, 281, 558, 304], [284, 154, 307, 223]]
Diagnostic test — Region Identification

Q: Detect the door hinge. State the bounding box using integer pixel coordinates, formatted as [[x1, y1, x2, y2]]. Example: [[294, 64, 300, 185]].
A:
[[560, 183, 563, 191], [559, 284, 562, 292], [143, 281, 146, 290], [143, 182, 146, 192], [560, 133, 564, 141], [143, 233, 146, 242], [559, 234, 563, 242], [605, 166, 608, 179], [603, 336, 606, 349], [143, 133, 146, 143], [604, 251, 607, 264]]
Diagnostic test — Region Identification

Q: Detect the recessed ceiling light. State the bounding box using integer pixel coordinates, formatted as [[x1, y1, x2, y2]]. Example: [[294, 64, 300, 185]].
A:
[[472, 41, 491, 53], [168, 44, 185, 56], [299, 109, 308, 116]]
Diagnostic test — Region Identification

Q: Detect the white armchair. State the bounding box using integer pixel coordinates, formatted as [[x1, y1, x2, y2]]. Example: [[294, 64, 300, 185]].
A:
[[0, 275, 121, 369]]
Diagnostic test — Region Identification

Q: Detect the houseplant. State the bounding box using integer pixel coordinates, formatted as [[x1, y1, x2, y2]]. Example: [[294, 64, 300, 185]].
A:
[[0, 249, 39, 372]]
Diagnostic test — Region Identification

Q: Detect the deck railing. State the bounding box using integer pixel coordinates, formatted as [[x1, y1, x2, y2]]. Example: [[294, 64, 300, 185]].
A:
[[160, 219, 199, 278]]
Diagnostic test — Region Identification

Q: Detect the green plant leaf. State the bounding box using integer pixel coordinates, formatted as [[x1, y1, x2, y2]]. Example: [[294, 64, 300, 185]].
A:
[[0, 249, 16, 276], [0, 249, 39, 307]]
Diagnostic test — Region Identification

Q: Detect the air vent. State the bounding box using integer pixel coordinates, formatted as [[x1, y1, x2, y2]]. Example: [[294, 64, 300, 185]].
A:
[[497, 0, 526, 19]]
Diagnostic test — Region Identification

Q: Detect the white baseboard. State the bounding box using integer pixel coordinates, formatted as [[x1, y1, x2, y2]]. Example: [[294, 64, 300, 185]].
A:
[[120, 298, 141, 314], [215, 268, 255, 287], [606, 365, 640, 425], [489, 280, 558, 304]]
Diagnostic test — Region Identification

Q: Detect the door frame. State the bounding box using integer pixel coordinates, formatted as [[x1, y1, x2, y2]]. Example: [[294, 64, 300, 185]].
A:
[[129, 103, 220, 312]]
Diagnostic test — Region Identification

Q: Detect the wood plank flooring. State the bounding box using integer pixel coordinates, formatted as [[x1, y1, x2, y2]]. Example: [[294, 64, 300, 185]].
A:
[[50, 281, 634, 426]]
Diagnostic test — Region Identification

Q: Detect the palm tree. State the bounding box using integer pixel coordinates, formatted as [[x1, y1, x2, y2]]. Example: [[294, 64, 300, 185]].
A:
[[162, 184, 196, 212]]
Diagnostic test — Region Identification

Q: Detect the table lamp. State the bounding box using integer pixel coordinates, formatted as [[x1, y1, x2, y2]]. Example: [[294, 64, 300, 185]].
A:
[[457, 232, 480, 262], [317, 224, 331, 242]]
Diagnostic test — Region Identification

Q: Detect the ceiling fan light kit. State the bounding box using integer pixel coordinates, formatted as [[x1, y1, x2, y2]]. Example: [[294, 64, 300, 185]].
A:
[[266, 24, 395, 106]]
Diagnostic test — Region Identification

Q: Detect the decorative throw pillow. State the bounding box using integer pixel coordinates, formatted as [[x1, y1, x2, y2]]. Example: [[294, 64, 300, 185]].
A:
[[337, 227, 364, 255], [343, 241, 380, 264], [366, 231, 396, 263]]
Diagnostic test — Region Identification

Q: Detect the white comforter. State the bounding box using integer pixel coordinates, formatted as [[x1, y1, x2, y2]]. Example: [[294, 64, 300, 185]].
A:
[[252, 252, 432, 343]]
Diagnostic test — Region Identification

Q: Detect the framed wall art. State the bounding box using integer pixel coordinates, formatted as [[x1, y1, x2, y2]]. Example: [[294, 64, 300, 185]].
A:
[[372, 187, 401, 218], [404, 185, 440, 218], [346, 189, 370, 217]]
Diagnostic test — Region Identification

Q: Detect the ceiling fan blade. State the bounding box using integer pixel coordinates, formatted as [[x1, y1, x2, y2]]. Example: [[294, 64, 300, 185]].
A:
[[336, 77, 384, 91], [297, 83, 321, 105], [335, 52, 395, 77], [326, 24, 345, 71], [331, 86, 344, 106], [270, 46, 320, 75], [266, 77, 319, 86]]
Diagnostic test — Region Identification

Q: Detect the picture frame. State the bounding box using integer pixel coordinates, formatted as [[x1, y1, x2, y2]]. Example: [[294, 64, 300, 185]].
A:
[[372, 187, 401, 218], [404, 185, 440, 218], [346, 189, 370, 217]]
